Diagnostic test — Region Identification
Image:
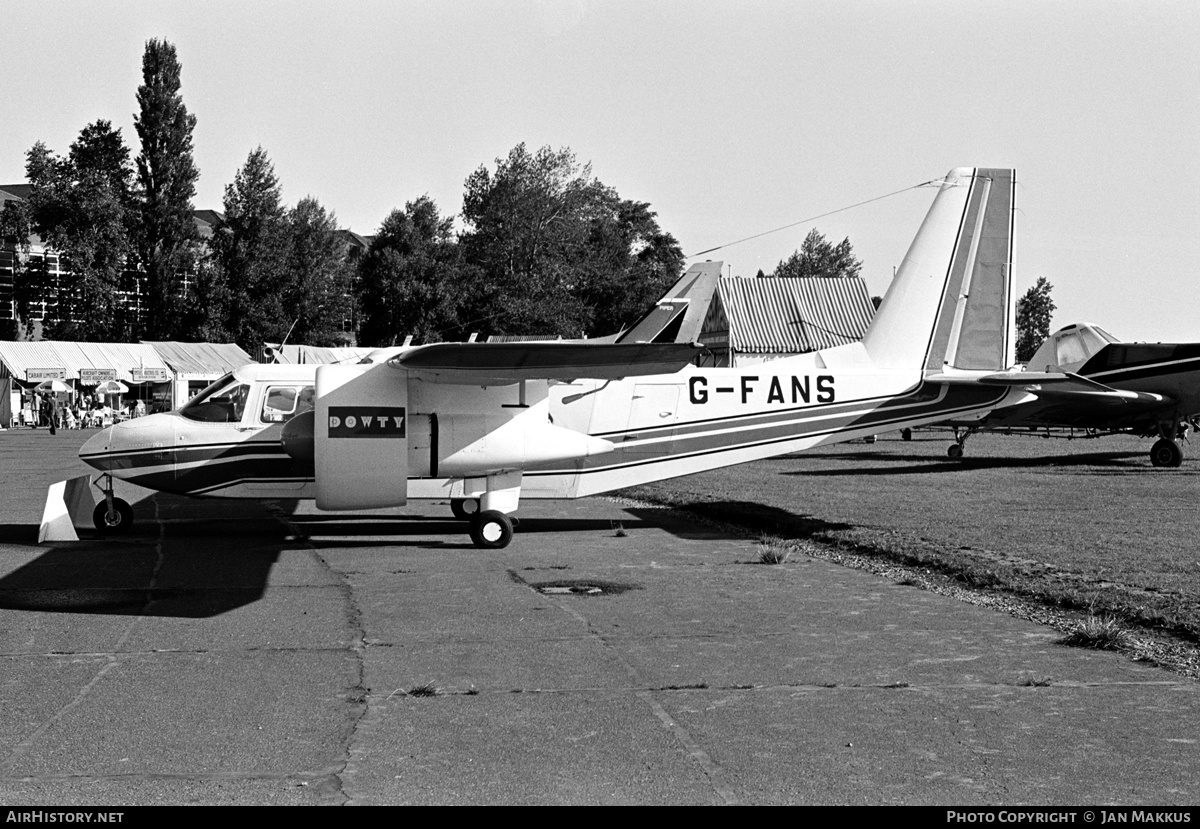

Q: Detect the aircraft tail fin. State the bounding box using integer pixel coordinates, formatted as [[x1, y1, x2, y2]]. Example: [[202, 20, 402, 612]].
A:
[[862, 168, 1015, 371], [615, 260, 722, 345]]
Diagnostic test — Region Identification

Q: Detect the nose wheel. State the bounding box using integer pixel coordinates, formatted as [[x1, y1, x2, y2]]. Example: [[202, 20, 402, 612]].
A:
[[91, 472, 134, 534], [93, 498, 134, 534]]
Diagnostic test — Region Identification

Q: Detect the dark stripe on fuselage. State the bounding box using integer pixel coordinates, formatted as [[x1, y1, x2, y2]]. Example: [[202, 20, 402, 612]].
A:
[[80, 440, 285, 468], [1079, 344, 1200, 378], [1081, 356, 1200, 386], [529, 381, 1008, 479]]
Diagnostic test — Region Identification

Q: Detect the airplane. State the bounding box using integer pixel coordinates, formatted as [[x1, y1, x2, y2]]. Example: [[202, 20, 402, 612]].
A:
[[79, 167, 1026, 549], [931, 321, 1200, 467]]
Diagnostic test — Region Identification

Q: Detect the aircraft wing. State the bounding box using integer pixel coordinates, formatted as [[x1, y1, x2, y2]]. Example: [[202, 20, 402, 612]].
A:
[[390, 341, 705, 384]]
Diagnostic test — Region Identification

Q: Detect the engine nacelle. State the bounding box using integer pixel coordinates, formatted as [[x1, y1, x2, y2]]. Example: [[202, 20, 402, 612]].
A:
[[314, 364, 409, 510]]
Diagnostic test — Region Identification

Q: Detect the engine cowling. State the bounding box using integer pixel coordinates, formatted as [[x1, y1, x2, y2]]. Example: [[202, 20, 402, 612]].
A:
[[313, 364, 409, 510]]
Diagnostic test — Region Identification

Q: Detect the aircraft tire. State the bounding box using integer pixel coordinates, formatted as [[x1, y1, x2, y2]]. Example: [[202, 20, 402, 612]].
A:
[[947, 444, 964, 459], [450, 498, 480, 520], [469, 510, 513, 549], [93, 498, 134, 534], [1150, 439, 1183, 468]]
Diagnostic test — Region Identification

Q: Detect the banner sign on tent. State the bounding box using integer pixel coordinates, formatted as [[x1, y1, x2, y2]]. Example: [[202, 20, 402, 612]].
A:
[[80, 369, 117, 385], [26, 368, 66, 381], [131, 367, 170, 383]]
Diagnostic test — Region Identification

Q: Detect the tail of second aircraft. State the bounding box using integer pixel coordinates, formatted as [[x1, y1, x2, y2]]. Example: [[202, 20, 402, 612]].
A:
[[861, 168, 1016, 373]]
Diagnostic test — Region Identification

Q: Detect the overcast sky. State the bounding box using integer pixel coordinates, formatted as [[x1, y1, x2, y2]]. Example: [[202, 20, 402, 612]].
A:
[[3, 0, 1197, 342]]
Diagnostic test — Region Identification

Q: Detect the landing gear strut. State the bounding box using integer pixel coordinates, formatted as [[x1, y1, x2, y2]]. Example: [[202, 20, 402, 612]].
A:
[[1150, 418, 1186, 468], [92, 473, 134, 534], [450, 498, 480, 520], [947, 427, 973, 460]]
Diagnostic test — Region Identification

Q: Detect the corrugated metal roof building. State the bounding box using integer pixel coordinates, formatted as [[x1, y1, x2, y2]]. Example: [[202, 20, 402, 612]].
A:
[[699, 277, 875, 367], [144, 341, 255, 408], [144, 342, 254, 379], [262, 344, 375, 364], [0, 340, 171, 383]]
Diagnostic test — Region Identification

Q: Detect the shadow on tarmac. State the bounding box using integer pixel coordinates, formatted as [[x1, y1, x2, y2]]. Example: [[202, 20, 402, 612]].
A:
[[0, 493, 291, 618], [788, 450, 1152, 476], [617, 499, 853, 542]]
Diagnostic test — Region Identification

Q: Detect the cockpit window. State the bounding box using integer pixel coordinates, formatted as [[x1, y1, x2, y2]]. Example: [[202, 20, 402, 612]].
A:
[[179, 375, 251, 423], [260, 385, 315, 423], [1056, 332, 1087, 365]]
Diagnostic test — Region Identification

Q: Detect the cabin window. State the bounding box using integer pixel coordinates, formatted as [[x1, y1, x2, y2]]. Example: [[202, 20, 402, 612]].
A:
[[1055, 332, 1087, 365], [260, 385, 315, 423], [179, 375, 251, 423]]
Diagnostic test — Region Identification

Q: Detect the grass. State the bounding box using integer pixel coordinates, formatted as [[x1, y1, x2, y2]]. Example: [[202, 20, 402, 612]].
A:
[[1058, 615, 1135, 651], [756, 535, 791, 564], [619, 432, 1200, 645]]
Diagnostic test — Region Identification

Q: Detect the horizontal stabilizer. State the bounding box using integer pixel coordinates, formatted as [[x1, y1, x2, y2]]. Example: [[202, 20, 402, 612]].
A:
[[927, 370, 1170, 404], [392, 341, 704, 384]]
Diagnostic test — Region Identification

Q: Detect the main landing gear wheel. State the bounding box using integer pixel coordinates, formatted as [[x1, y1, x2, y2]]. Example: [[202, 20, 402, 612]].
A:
[[469, 510, 514, 549], [1149, 438, 1183, 468], [947, 444, 964, 459], [450, 498, 480, 520], [92, 498, 133, 534]]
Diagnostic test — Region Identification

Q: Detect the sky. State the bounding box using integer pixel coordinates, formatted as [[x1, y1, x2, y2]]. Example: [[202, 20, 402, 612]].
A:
[[2, 0, 1197, 342]]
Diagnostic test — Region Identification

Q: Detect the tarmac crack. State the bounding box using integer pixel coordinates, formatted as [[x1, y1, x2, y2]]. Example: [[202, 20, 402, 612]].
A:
[[0, 498, 169, 774], [544, 588, 741, 806], [269, 508, 370, 807]]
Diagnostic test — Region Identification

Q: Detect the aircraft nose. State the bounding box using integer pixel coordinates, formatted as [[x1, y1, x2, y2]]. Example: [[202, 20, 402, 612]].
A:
[[79, 413, 176, 475], [80, 426, 119, 472]]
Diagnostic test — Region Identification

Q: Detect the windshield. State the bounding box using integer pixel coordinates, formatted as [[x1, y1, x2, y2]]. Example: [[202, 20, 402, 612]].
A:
[[179, 373, 251, 423]]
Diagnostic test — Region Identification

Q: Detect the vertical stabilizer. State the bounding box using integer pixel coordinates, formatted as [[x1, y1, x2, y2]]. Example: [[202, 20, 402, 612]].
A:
[[616, 260, 722, 344], [862, 168, 1015, 371]]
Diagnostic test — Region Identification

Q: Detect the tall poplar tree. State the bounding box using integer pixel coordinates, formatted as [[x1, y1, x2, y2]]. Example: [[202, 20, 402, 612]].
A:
[[134, 38, 200, 339], [209, 147, 290, 350]]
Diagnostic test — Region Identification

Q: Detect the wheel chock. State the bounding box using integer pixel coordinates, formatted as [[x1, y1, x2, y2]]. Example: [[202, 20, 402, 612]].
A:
[[38, 475, 97, 543]]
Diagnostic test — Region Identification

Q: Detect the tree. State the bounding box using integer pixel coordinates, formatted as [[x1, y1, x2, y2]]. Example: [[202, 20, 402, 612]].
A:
[[769, 228, 862, 279], [209, 147, 289, 350], [459, 143, 683, 338], [571, 196, 685, 336], [284, 197, 354, 347], [134, 38, 200, 339], [356, 196, 463, 347], [1015, 276, 1056, 363], [17, 122, 138, 340]]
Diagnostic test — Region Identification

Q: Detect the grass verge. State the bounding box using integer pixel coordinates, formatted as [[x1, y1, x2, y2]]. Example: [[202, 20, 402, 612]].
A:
[[619, 484, 1200, 651]]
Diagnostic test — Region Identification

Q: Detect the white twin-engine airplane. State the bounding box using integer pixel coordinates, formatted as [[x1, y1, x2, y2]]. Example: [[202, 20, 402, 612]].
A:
[[81, 167, 1023, 549]]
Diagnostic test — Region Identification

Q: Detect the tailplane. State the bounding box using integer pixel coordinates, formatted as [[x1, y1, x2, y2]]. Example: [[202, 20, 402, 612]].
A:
[[614, 260, 722, 345], [862, 168, 1015, 372]]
